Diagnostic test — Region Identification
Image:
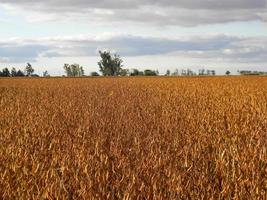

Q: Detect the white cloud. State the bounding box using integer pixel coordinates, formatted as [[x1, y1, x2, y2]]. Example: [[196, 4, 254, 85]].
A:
[[0, 0, 266, 26], [0, 33, 266, 64]]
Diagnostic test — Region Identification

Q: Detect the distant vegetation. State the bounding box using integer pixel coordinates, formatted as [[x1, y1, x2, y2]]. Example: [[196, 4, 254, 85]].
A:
[[98, 51, 123, 76], [0, 52, 266, 77], [0, 63, 39, 77], [64, 63, 84, 77], [238, 70, 267, 76]]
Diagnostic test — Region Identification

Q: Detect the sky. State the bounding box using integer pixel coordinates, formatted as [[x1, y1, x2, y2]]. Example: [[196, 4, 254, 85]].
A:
[[0, 0, 267, 75]]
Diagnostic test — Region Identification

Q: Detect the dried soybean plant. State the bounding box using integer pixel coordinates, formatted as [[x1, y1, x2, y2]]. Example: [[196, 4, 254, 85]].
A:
[[0, 77, 267, 199]]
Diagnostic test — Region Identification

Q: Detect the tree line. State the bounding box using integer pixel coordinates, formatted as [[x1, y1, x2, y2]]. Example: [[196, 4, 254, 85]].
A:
[[60, 51, 253, 77], [0, 63, 39, 77], [1, 51, 264, 77], [62, 51, 160, 77], [238, 70, 267, 76]]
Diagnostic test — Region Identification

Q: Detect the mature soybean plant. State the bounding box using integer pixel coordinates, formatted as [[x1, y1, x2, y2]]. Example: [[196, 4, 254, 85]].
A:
[[1, 76, 267, 199]]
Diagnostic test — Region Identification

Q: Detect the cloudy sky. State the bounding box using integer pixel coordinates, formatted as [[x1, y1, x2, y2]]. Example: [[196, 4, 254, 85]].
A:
[[0, 0, 267, 75]]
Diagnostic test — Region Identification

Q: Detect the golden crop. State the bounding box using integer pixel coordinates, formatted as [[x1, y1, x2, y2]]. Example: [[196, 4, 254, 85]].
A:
[[1, 77, 267, 199]]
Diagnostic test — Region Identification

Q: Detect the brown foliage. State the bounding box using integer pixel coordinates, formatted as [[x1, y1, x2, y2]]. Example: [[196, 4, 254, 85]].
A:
[[0, 77, 267, 199]]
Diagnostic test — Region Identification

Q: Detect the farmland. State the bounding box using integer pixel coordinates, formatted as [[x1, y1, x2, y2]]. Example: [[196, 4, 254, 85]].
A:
[[1, 77, 267, 199]]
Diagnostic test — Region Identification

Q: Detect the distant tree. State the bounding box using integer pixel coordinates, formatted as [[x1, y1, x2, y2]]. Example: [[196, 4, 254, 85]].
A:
[[64, 64, 84, 77], [11, 67, 17, 77], [16, 70, 25, 77], [139, 71, 144, 76], [144, 69, 158, 76], [130, 69, 140, 76], [98, 51, 123, 76], [120, 69, 129, 76], [172, 69, 179, 76], [181, 69, 187, 76], [1, 68, 10, 77], [186, 69, 196, 76], [90, 72, 100, 76], [43, 70, 50, 77], [206, 70, 216, 76], [238, 70, 266, 76], [225, 70, 231, 75], [71, 64, 80, 77], [165, 69, 171, 76], [25, 63, 34, 76], [199, 69, 206, 76], [64, 64, 72, 76], [80, 66, 85, 76]]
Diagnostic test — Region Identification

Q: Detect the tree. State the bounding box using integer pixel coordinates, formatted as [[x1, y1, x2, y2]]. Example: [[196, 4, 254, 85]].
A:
[[80, 66, 85, 76], [172, 69, 179, 76], [11, 67, 17, 77], [98, 51, 123, 76], [16, 70, 25, 77], [64, 65, 69, 76], [91, 72, 100, 76], [225, 70, 231, 75], [165, 69, 171, 76], [186, 69, 195, 76], [25, 63, 34, 76], [1, 68, 10, 77], [181, 69, 187, 76], [199, 69, 206, 76], [119, 69, 129, 76], [64, 64, 72, 76], [144, 69, 158, 76], [130, 69, 141, 76], [64, 64, 84, 77], [43, 70, 50, 77], [71, 64, 79, 77]]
